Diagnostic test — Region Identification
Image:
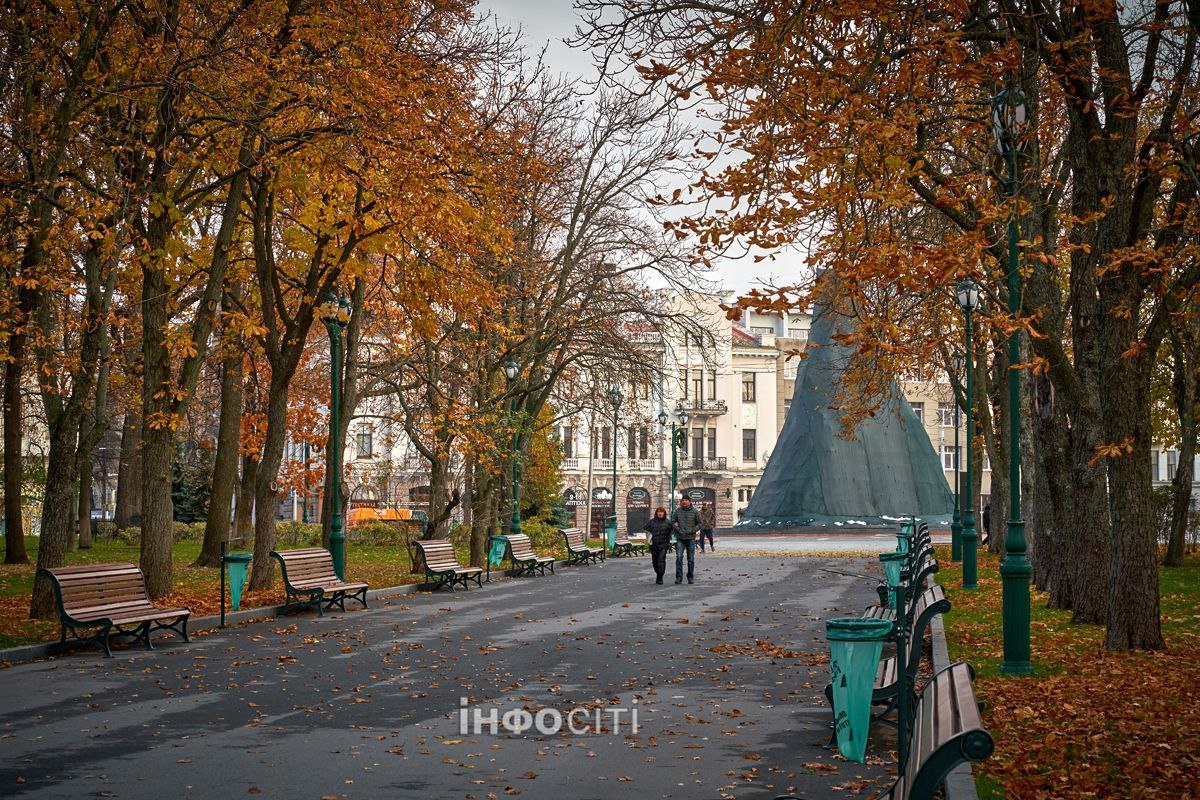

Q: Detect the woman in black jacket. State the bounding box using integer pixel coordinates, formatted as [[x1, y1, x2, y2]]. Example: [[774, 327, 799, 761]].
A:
[[643, 507, 674, 584]]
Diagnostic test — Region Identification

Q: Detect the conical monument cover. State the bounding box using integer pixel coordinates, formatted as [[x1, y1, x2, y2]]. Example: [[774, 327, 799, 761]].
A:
[[736, 296, 953, 529]]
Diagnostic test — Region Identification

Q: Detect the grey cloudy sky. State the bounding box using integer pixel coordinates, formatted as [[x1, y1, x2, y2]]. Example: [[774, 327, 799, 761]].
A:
[[478, 1, 803, 296]]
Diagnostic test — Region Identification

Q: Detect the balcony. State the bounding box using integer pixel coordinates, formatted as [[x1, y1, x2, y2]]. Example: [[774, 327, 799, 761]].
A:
[[679, 398, 728, 415], [628, 458, 659, 471], [563, 457, 580, 470], [680, 456, 727, 472]]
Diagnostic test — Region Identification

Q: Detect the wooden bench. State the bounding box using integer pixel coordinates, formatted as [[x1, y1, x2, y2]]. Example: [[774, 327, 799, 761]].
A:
[[780, 662, 992, 800], [828, 584, 951, 727], [560, 527, 605, 565], [270, 548, 368, 615], [611, 533, 648, 557], [503, 534, 555, 577], [38, 563, 190, 658], [416, 539, 483, 590]]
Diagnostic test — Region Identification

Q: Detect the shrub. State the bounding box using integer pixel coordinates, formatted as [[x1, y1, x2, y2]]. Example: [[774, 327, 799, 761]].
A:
[[96, 521, 118, 539], [350, 521, 413, 546], [520, 518, 560, 552], [276, 521, 322, 547], [116, 526, 141, 546]]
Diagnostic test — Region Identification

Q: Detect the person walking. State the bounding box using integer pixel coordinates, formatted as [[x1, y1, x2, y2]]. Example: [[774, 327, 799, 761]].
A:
[[698, 503, 716, 552], [982, 502, 992, 546], [643, 507, 673, 584], [671, 496, 701, 584]]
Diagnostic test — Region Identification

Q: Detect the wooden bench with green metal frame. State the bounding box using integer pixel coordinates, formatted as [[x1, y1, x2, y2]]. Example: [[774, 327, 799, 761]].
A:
[[38, 563, 191, 658], [828, 583, 952, 729], [416, 539, 483, 590], [611, 533, 648, 557], [780, 661, 993, 800], [503, 533, 555, 577], [560, 527, 605, 565], [270, 548, 369, 615]]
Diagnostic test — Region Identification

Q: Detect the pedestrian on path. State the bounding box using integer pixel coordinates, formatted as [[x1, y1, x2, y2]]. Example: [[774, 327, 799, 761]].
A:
[[643, 507, 674, 584], [671, 497, 701, 584], [698, 503, 716, 552]]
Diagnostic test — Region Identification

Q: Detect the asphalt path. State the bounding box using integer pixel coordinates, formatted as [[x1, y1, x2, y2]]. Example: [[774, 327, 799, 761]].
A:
[[0, 553, 895, 800]]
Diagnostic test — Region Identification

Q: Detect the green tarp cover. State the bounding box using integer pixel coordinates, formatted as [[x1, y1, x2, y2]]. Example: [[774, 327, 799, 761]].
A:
[[736, 296, 953, 529]]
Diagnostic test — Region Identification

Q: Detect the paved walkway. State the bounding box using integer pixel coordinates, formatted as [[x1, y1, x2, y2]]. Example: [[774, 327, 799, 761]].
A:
[[0, 554, 893, 799]]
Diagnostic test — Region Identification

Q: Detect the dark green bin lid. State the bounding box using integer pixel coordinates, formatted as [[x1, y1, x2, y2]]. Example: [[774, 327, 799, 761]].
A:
[[223, 552, 253, 563], [825, 617, 894, 641]]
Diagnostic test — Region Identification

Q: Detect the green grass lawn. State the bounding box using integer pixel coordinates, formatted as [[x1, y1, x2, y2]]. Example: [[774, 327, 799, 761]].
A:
[[937, 547, 1200, 800], [0, 531, 585, 651]]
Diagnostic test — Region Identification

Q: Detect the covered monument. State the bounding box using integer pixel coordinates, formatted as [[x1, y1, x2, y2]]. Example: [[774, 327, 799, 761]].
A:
[[736, 295, 954, 530]]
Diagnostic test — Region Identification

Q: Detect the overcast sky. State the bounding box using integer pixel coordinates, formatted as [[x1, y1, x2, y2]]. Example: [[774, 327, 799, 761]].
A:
[[478, 1, 803, 297]]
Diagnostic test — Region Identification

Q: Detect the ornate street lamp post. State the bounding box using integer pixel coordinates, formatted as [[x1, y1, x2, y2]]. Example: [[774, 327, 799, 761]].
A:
[[951, 354, 964, 562], [504, 359, 521, 538], [657, 402, 689, 513], [319, 292, 353, 580], [993, 85, 1034, 675], [955, 279, 980, 590], [607, 385, 623, 549]]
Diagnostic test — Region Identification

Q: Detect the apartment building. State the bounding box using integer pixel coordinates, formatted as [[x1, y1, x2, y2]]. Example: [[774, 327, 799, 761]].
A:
[[558, 294, 992, 535]]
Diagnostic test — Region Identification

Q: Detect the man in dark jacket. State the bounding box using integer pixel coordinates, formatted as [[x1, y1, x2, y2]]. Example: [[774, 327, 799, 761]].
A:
[[671, 497, 701, 584], [643, 507, 673, 584]]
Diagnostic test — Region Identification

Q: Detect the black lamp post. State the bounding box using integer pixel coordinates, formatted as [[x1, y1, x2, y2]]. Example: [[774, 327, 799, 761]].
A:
[[504, 359, 521, 538], [657, 402, 689, 512], [319, 292, 353, 580], [992, 85, 1034, 675], [606, 385, 623, 548], [955, 279, 980, 590], [950, 354, 964, 562]]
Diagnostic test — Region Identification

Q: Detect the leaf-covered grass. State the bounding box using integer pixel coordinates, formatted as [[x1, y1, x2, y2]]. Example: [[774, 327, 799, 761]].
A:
[[0, 534, 519, 651], [938, 547, 1200, 800]]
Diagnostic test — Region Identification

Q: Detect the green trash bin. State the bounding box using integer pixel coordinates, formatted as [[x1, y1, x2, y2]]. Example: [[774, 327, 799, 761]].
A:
[[879, 551, 907, 609], [488, 536, 508, 567], [224, 552, 253, 611], [826, 617, 894, 763], [605, 516, 617, 550]]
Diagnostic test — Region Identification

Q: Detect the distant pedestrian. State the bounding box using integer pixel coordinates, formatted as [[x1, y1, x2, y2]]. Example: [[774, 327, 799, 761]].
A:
[[643, 507, 673, 585], [982, 502, 992, 545], [671, 497, 701, 584], [698, 503, 716, 552]]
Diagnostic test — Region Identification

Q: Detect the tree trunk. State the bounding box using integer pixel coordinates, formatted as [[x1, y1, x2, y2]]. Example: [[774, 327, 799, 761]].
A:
[[248, 375, 291, 591], [1164, 331, 1196, 568], [1102, 354, 1164, 649], [235, 454, 257, 546], [3, 339, 29, 564], [196, 326, 244, 567], [984, 337, 1009, 556], [114, 410, 142, 528], [29, 415, 82, 617]]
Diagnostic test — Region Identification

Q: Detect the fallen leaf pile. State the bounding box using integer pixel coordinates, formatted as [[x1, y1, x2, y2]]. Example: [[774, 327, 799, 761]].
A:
[[938, 548, 1200, 800]]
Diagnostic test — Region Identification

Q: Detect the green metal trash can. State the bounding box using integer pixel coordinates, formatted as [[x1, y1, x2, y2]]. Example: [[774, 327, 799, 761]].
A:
[[224, 552, 253, 612], [879, 551, 907, 610], [826, 617, 894, 763], [488, 536, 508, 568], [605, 516, 617, 549]]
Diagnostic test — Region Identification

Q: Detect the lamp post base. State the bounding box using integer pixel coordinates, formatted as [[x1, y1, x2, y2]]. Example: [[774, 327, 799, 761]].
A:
[[950, 518, 962, 562], [1000, 518, 1033, 675]]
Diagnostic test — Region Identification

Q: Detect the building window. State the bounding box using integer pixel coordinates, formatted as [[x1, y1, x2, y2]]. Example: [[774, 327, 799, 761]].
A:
[[707, 428, 717, 459], [707, 371, 717, 399], [742, 372, 756, 403], [639, 426, 649, 460], [679, 368, 688, 399], [941, 444, 956, 470], [1167, 449, 1177, 479], [910, 402, 924, 424], [693, 370, 703, 401], [738, 488, 745, 502], [1151, 449, 1160, 481], [742, 428, 757, 461], [938, 402, 955, 427], [983, 452, 991, 472], [751, 325, 773, 335], [601, 426, 612, 459], [561, 426, 574, 459], [355, 427, 373, 459], [692, 429, 704, 460], [788, 327, 806, 339]]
